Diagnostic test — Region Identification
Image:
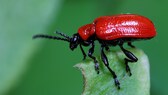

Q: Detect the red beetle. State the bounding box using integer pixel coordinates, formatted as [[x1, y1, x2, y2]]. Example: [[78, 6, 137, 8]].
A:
[[33, 14, 156, 89]]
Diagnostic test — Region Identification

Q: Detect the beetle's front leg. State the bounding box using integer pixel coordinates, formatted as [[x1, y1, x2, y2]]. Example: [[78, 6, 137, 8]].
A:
[[101, 46, 120, 89], [80, 44, 86, 60], [88, 42, 100, 74]]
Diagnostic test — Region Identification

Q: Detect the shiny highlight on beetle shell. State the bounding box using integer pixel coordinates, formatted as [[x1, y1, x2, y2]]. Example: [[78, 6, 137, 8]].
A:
[[95, 14, 156, 40]]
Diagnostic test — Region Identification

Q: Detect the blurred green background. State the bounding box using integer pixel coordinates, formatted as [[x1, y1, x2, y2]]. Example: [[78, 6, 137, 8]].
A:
[[0, 0, 167, 95]]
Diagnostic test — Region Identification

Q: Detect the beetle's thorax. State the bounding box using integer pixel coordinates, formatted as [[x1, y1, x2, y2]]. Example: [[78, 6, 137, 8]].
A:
[[78, 23, 95, 41]]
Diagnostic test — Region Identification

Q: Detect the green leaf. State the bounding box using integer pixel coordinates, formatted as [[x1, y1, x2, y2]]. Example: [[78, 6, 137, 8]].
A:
[[75, 48, 150, 95]]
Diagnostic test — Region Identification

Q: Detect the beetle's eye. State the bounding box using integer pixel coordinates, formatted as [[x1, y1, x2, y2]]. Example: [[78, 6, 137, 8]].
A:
[[73, 37, 77, 42], [71, 34, 79, 43]]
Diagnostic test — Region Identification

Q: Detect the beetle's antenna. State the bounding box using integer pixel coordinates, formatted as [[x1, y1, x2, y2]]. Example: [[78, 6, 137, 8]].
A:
[[54, 31, 71, 39], [33, 34, 70, 42]]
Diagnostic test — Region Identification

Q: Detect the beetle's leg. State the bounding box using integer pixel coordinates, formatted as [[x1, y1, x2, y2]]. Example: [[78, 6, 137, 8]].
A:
[[88, 42, 99, 74], [127, 42, 135, 48], [119, 44, 138, 76], [105, 46, 110, 51], [80, 44, 86, 60], [101, 46, 120, 89]]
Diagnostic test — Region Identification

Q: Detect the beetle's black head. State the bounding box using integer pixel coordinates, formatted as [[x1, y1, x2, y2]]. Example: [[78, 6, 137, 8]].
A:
[[69, 33, 80, 51]]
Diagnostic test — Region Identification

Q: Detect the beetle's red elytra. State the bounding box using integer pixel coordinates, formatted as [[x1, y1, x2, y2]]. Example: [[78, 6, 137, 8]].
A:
[[78, 14, 156, 40], [33, 14, 156, 89]]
